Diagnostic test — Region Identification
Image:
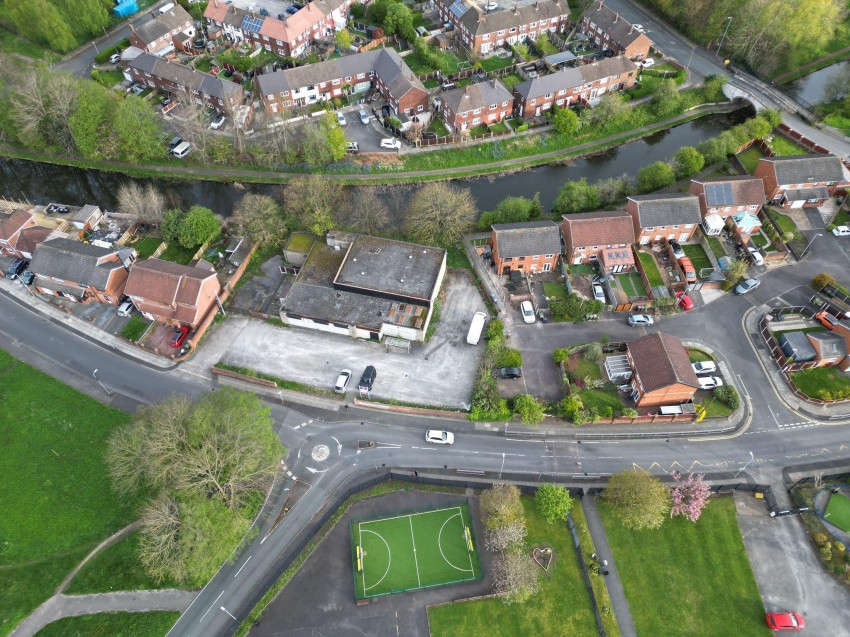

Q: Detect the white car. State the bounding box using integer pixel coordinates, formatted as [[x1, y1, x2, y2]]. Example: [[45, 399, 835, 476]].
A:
[[832, 225, 850, 237], [380, 138, 401, 150], [345, 141, 359, 152], [520, 300, 536, 324], [592, 283, 606, 303], [109, 53, 121, 64], [336, 112, 347, 126], [210, 115, 226, 130], [334, 369, 352, 393], [640, 57, 655, 68], [484, 1, 497, 9], [633, 23, 645, 32], [117, 300, 134, 317], [691, 360, 717, 375], [426, 430, 454, 445], [698, 376, 724, 390], [359, 109, 369, 125], [747, 245, 764, 266], [627, 314, 654, 326]]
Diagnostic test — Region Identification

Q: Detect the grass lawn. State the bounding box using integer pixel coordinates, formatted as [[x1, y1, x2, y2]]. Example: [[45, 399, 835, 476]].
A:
[[480, 55, 515, 72], [824, 113, 850, 136], [427, 497, 597, 637], [824, 492, 850, 533], [569, 263, 596, 275], [599, 497, 772, 637], [770, 209, 803, 241], [490, 121, 511, 134], [688, 348, 714, 363], [195, 56, 213, 73], [33, 612, 179, 637], [705, 235, 726, 259], [750, 232, 769, 249], [132, 237, 163, 259], [636, 252, 664, 288], [831, 208, 850, 227], [96, 70, 126, 88], [543, 281, 569, 300], [159, 242, 198, 265], [427, 118, 452, 137], [446, 245, 472, 270], [571, 354, 603, 380], [770, 136, 807, 156], [790, 366, 850, 400], [737, 146, 763, 174], [576, 388, 623, 413], [0, 349, 139, 636], [700, 397, 734, 418], [120, 314, 151, 342], [468, 124, 489, 136], [682, 244, 712, 274], [500, 72, 524, 90], [616, 272, 645, 298]]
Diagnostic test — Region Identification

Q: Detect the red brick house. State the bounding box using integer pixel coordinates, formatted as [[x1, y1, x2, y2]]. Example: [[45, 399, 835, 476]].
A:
[[806, 331, 848, 368], [28, 238, 130, 304], [579, 1, 652, 60], [0, 209, 52, 259], [752, 154, 850, 208], [124, 259, 222, 328], [627, 332, 699, 407], [625, 194, 702, 245], [128, 4, 194, 57], [491, 220, 561, 275], [833, 321, 850, 373], [513, 56, 638, 118], [434, 0, 570, 55], [688, 176, 765, 220], [440, 80, 513, 133], [560, 211, 635, 272]]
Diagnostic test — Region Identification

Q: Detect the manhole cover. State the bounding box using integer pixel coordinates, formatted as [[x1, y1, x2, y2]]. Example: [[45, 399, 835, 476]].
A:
[[311, 444, 330, 462]]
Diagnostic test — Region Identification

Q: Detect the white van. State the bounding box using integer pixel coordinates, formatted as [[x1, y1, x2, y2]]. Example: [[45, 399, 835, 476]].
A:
[[158, 2, 176, 14], [467, 311, 487, 345], [172, 141, 192, 158]]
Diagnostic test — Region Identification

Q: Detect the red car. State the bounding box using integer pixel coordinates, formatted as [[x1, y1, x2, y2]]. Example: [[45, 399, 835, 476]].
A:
[[169, 326, 190, 348], [676, 290, 694, 311], [766, 612, 805, 631]]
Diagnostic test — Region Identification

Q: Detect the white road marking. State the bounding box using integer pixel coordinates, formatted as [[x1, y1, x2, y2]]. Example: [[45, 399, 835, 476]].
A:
[[332, 436, 342, 455], [234, 555, 252, 578], [767, 405, 780, 427], [306, 467, 328, 473], [200, 592, 224, 622], [737, 374, 751, 399]]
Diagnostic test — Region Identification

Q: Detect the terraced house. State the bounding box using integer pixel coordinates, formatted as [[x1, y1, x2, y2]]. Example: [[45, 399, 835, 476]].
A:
[[490, 220, 561, 274], [689, 176, 765, 219], [752, 154, 850, 209], [579, 0, 652, 60], [560, 210, 635, 271], [0, 209, 52, 260], [625, 193, 702, 244], [439, 80, 513, 132], [256, 48, 429, 116], [513, 55, 637, 117], [434, 0, 570, 55], [128, 4, 194, 57]]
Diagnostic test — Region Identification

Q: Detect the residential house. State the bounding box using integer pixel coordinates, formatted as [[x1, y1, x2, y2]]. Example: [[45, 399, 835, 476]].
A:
[[434, 0, 570, 55], [440, 80, 514, 132], [127, 53, 245, 113], [513, 55, 638, 118], [626, 332, 699, 407], [490, 220, 561, 275], [256, 48, 429, 117], [625, 194, 702, 244], [688, 176, 765, 219], [579, 0, 652, 60], [806, 331, 848, 368], [752, 154, 850, 208], [124, 259, 222, 328], [279, 232, 446, 342], [0, 209, 52, 259], [560, 210, 635, 272], [833, 321, 850, 372], [128, 4, 195, 57], [729, 211, 762, 235], [71, 205, 104, 232], [28, 238, 130, 304]]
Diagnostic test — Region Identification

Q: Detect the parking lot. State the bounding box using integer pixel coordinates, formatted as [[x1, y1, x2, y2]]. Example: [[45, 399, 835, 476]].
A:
[[212, 272, 487, 407]]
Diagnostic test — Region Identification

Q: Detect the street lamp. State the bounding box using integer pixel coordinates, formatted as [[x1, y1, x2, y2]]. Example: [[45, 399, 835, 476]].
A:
[[717, 16, 733, 57], [92, 40, 100, 54], [734, 451, 754, 478], [801, 233, 823, 258]]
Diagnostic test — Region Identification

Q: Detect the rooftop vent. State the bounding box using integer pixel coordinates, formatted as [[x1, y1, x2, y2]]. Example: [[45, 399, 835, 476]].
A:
[[408, 255, 413, 259], [361, 271, 366, 276]]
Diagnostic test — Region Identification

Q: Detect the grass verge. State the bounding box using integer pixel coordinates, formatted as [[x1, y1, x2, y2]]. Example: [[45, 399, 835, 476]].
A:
[[121, 314, 151, 342], [790, 366, 850, 401], [824, 492, 850, 533], [213, 362, 341, 400], [33, 611, 180, 637]]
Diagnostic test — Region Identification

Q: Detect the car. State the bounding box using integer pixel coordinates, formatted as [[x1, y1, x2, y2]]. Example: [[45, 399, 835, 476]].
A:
[[815, 310, 839, 330], [334, 369, 352, 393], [698, 376, 724, 390], [169, 326, 190, 348], [168, 136, 183, 150], [6, 258, 28, 280], [668, 239, 685, 259], [380, 138, 401, 150], [286, 5, 299, 11], [441, 81, 457, 91], [422, 131, 437, 140], [117, 300, 134, 317], [494, 367, 522, 379], [520, 300, 536, 324], [676, 290, 694, 311], [359, 365, 377, 391], [109, 53, 121, 64], [131, 84, 144, 96], [433, 96, 442, 107], [426, 430, 454, 444], [345, 141, 359, 152], [765, 611, 805, 631], [677, 255, 696, 283], [359, 109, 370, 124], [633, 24, 645, 32], [735, 277, 761, 295], [627, 314, 654, 326], [832, 225, 850, 237], [592, 272, 607, 284], [639, 57, 654, 68], [336, 112, 347, 126], [210, 115, 226, 130], [592, 284, 606, 303], [691, 360, 717, 374], [161, 96, 172, 107], [747, 245, 765, 266], [19, 270, 35, 286], [483, 1, 497, 9]]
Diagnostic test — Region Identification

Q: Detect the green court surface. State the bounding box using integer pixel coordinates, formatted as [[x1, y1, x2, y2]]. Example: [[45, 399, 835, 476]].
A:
[[351, 504, 481, 599], [824, 492, 850, 532]]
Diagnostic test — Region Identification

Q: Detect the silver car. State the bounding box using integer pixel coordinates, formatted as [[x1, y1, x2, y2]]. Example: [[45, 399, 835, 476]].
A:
[[734, 278, 760, 295], [334, 369, 352, 393], [627, 314, 654, 326]]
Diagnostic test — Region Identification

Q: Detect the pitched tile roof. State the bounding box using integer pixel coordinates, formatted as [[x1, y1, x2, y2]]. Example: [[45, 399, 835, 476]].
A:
[[807, 331, 848, 359], [581, 0, 646, 48], [627, 193, 701, 227], [442, 80, 513, 115], [628, 332, 699, 393], [0, 209, 32, 241], [133, 4, 192, 46], [561, 210, 635, 248], [15, 226, 53, 255], [513, 55, 637, 100], [125, 259, 219, 317], [690, 176, 765, 208], [457, 0, 569, 37], [29, 238, 124, 290], [760, 154, 848, 185], [493, 220, 562, 258], [129, 53, 244, 103]]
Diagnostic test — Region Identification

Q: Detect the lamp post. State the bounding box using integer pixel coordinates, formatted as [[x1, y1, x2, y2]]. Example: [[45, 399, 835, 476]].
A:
[[717, 16, 733, 57], [92, 40, 100, 54], [92, 369, 114, 397], [734, 451, 754, 478], [801, 233, 823, 258]]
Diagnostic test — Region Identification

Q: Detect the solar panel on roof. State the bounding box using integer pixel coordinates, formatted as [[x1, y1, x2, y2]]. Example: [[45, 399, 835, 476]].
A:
[[449, 0, 467, 18], [241, 15, 264, 33], [705, 182, 734, 206]]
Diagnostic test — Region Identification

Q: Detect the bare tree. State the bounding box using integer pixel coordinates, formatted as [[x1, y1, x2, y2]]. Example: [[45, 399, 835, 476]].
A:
[[492, 550, 541, 604], [116, 182, 167, 226], [484, 520, 528, 553], [480, 484, 524, 530], [9, 70, 51, 148], [139, 493, 186, 584], [230, 193, 289, 247], [282, 174, 344, 236], [405, 182, 477, 246], [345, 187, 389, 235]]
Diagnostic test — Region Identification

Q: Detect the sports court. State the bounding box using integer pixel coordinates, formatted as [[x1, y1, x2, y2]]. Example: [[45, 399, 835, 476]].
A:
[[351, 504, 482, 599], [824, 491, 850, 533]]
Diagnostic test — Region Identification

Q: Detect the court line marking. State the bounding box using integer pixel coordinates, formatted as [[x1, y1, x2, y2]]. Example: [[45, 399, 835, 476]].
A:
[[361, 528, 392, 592], [359, 506, 462, 526], [359, 524, 365, 596], [437, 509, 473, 573], [409, 516, 422, 588]]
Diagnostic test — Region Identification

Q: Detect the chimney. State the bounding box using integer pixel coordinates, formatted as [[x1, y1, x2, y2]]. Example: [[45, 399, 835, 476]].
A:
[[613, 12, 618, 23], [597, 0, 603, 10], [513, 3, 518, 14], [535, 0, 539, 10], [130, 23, 135, 32], [628, 25, 633, 34]]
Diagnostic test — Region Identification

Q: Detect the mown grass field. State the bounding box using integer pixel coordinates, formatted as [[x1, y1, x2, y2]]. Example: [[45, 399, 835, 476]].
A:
[[33, 611, 179, 637]]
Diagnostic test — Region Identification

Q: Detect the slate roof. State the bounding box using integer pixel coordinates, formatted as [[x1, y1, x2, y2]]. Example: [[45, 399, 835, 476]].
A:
[[493, 220, 561, 259], [785, 187, 830, 201], [808, 331, 848, 359], [206, 0, 345, 47], [29, 238, 124, 291], [628, 332, 699, 393], [442, 80, 513, 115], [125, 259, 219, 319], [129, 53, 243, 102], [581, 0, 645, 48], [760, 154, 848, 185], [0, 209, 32, 241], [627, 193, 701, 228], [690, 176, 765, 208], [778, 332, 816, 362], [513, 55, 637, 100], [457, 0, 569, 37], [132, 4, 192, 46], [561, 211, 634, 248]]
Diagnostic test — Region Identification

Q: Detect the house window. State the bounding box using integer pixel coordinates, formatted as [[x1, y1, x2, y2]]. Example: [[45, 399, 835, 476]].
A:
[[545, 93, 552, 99], [532, 255, 539, 260], [473, 108, 481, 114], [543, 262, 551, 272], [545, 254, 554, 258], [509, 27, 516, 32], [504, 257, 512, 261], [483, 33, 490, 39], [345, 76, 351, 81], [498, 30, 505, 35], [473, 117, 480, 124]]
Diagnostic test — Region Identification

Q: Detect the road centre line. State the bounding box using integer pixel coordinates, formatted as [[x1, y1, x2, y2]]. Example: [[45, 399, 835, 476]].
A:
[[200, 592, 224, 622]]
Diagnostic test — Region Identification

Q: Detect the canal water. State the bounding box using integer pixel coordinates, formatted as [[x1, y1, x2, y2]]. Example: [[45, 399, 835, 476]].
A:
[[784, 61, 850, 106], [0, 108, 750, 217]]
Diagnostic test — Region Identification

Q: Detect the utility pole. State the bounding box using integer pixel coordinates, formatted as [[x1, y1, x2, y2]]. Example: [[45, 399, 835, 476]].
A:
[[717, 16, 733, 58]]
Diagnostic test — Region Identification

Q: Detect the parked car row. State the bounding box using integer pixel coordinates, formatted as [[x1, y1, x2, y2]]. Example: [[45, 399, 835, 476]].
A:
[[333, 365, 377, 393]]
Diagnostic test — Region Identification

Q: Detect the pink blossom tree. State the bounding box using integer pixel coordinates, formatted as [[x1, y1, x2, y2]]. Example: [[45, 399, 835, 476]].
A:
[[669, 471, 710, 522]]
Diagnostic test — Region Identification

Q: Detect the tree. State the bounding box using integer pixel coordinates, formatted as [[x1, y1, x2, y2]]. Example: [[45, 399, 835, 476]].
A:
[[703, 74, 727, 102], [10, 69, 79, 153], [478, 196, 539, 228], [301, 113, 346, 164], [669, 471, 710, 522], [63, 0, 109, 40], [350, 2, 366, 19], [602, 470, 671, 530], [514, 394, 544, 426], [636, 161, 676, 193], [70, 81, 117, 159], [178, 205, 221, 248], [484, 521, 528, 553], [113, 96, 165, 162], [493, 551, 540, 604], [383, 2, 415, 39], [552, 178, 600, 215], [405, 182, 477, 246], [551, 106, 580, 136], [535, 483, 574, 524], [7, 0, 76, 52], [480, 484, 524, 530], [283, 174, 344, 236], [590, 93, 628, 128], [584, 342, 603, 363], [160, 209, 184, 244], [116, 182, 167, 226], [651, 79, 682, 117], [672, 146, 705, 179], [811, 273, 835, 291], [231, 194, 289, 247], [761, 109, 782, 129], [745, 115, 772, 141], [346, 187, 389, 235], [724, 258, 749, 286], [335, 28, 354, 51]]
